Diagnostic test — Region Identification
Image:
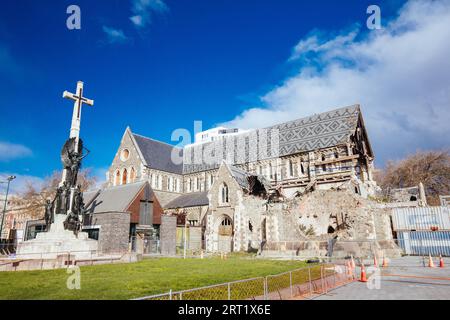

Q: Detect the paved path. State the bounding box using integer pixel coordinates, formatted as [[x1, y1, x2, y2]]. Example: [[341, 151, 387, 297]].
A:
[[314, 256, 450, 300]]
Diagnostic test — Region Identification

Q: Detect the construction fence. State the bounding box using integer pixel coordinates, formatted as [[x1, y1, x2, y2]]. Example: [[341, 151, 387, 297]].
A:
[[133, 263, 356, 300]]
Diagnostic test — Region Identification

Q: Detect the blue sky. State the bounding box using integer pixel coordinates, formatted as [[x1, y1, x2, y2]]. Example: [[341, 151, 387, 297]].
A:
[[1, 0, 449, 193]]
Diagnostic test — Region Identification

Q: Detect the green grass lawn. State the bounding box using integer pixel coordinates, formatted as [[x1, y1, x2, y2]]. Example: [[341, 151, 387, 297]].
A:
[[0, 256, 319, 300]]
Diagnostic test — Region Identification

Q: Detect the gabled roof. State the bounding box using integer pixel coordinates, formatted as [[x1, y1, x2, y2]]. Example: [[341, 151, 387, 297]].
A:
[[132, 132, 184, 174], [183, 105, 362, 174], [84, 181, 150, 214], [164, 192, 209, 209]]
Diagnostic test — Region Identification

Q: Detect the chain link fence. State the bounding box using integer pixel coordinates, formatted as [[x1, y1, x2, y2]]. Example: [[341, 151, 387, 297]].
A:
[[133, 262, 356, 300]]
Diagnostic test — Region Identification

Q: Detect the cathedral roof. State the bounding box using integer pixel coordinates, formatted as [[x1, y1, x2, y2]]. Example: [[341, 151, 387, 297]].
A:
[[183, 105, 363, 174], [132, 133, 184, 174], [164, 192, 209, 209]]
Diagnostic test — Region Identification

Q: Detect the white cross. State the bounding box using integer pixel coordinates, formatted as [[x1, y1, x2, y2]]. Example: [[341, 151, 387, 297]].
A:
[[63, 81, 94, 141]]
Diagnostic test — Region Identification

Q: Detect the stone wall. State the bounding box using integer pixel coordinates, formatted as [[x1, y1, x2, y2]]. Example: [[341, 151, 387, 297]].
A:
[[83, 212, 130, 254], [160, 215, 177, 255]]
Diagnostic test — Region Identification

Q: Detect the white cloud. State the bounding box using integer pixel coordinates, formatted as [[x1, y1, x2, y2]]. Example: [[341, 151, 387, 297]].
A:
[[129, 0, 168, 28], [0, 142, 32, 162], [102, 26, 129, 44], [220, 0, 450, 165]]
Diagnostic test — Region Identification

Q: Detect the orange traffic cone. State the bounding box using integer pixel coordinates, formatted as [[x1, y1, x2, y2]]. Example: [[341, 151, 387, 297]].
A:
[[428, 254, 435, 268], [439, 255, 445, 268], [373, 254, 378, 268], [382, 253, 388, 268], [359, 263, 367, 283]]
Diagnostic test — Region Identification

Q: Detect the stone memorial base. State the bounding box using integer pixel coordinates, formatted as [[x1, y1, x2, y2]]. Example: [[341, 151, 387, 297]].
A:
[[16, 215, 98, 260]]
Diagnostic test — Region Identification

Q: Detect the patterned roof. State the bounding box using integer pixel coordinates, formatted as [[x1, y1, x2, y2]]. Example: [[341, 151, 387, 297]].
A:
[[132, 133, 184, 174], [183, 105, 361, 174]]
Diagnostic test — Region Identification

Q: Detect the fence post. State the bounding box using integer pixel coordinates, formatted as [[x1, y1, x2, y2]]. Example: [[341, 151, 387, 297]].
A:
[[308, 267, 312, 296], [289, 271, 293, 298], [169, 289, 172, 300], [264, 277, 268, 300], [320, 265, 324, 294], [227, 282, 231, 300]]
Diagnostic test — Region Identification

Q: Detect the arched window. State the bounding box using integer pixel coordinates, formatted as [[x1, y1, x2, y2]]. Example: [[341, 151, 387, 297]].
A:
[[168, 176, 173, 191], [122, 168, 128, 185], [288, 160, 294, 177], [221, 183, 229, 204], [269, 163, 273, 180], [300, 162, 305, 175], [151, 174, 156, 188], [187, 178, 192, 192], [158, 175, 163, 190], [130, 167, 136, 183], [115, 170, 120, 186]]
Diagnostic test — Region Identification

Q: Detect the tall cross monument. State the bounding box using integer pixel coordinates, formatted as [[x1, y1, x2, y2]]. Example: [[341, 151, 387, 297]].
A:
[[41, 81, 96, 232], [63, 81, 94, 150]]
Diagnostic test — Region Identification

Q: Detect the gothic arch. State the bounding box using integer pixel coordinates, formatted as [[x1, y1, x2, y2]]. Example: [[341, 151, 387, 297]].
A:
[[122, 168, 128, 185], [115, 170, 120, 186]]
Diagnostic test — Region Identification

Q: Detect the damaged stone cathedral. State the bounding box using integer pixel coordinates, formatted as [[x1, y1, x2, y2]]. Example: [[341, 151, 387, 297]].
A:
[[85, 104, 399, 257]]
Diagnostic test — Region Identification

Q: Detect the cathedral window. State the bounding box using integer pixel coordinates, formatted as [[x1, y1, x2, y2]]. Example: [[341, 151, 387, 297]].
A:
[[288, 160, 294, 177], [209, 174, 215, 190], [158, 175, 163, 190], [187, 178, 192, 192], [122, 168, 128, 185], [115, 170, 120, 186], [151, 174, 156, 188], [168, 176, 173, 191], [300, 162, 305, 175], [120, 149, 130, 161], [220, 183, 229, 204], [130, 167, 136, 183]]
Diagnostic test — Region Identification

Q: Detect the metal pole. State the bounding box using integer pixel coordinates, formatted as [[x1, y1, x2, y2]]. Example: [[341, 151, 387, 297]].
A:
[[0, 176, 15, 241]]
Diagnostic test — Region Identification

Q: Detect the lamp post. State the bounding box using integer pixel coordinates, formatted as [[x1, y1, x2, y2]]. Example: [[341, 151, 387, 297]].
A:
[[0, 175, 16, 241]]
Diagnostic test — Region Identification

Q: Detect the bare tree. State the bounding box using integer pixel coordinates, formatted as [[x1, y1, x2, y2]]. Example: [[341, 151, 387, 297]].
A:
[[18, 169, 97, 220], [376, 149, 450, 205]]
